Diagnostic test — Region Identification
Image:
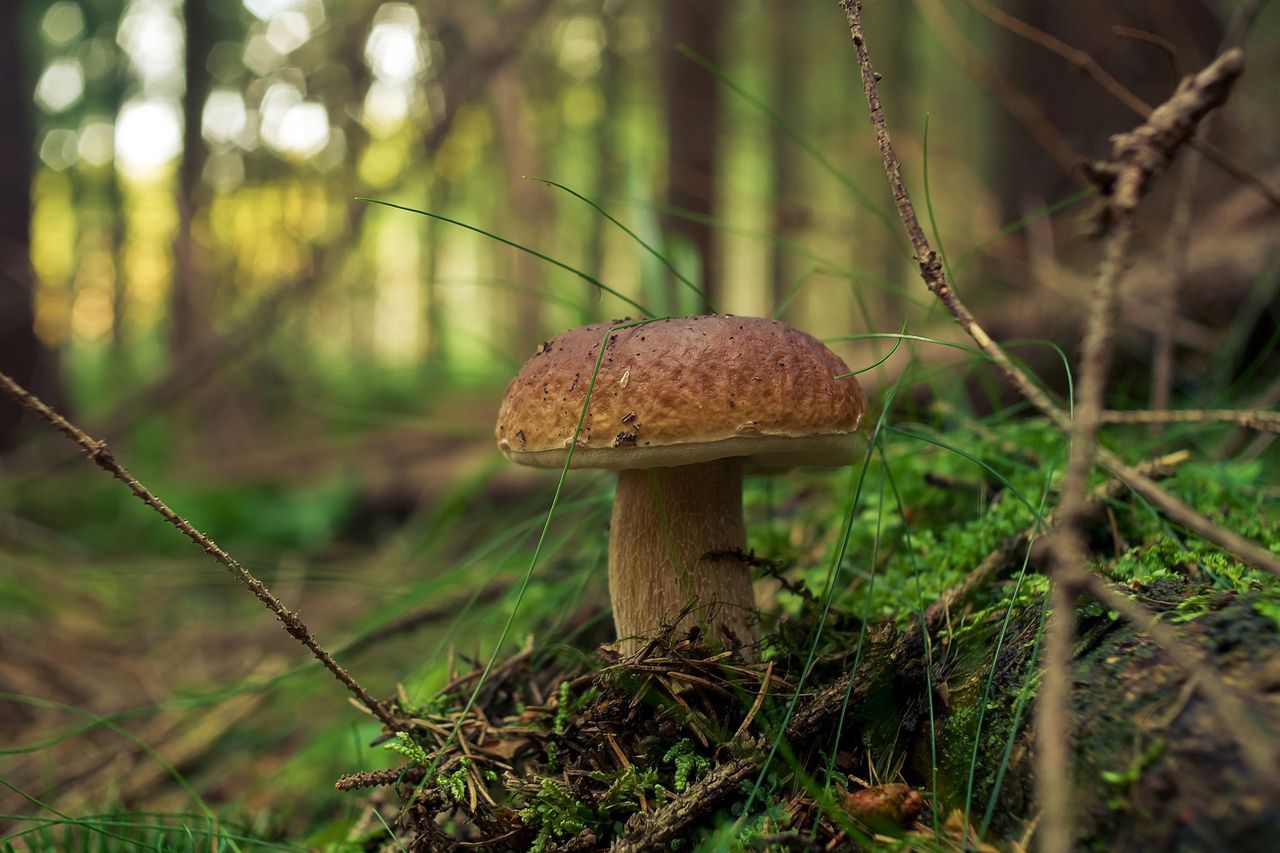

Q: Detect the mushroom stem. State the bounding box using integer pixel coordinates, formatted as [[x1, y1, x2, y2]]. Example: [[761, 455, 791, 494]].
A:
[[608, 457, 758, 658]]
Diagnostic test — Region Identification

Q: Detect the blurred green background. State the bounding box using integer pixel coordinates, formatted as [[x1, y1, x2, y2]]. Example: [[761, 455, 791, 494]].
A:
[[1, 0, 1277, 847]]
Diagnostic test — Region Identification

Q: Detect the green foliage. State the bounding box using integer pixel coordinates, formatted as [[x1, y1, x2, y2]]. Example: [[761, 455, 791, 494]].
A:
[[1105, 460, 1280, 628], [517, 778, 598, 853], [594, 764, 665, 810], [382, 731, 430, 767], [9, 470, 358, 557], [436, 758, 472, 804], [770, 419, 1062, 639], [697, 798, 791, 852], [662, 738, 711, 793], [553, 679, 599, 735], [1100, 738, 1165, 811], [381, 734, 478, 802]]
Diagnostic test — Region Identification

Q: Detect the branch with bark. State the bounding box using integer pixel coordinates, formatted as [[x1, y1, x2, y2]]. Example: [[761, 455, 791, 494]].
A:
[[0, 371, 404, 734]]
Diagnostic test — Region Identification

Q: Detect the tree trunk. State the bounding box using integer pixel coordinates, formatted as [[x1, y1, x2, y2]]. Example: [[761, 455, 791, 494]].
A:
[[663, 0, 724, 314], [489, 67, 551, 360], [767, 1, 799, 317], [993, 0, 1223, 221], [0, 4, 60, 449], [172, 0, 213, 357]]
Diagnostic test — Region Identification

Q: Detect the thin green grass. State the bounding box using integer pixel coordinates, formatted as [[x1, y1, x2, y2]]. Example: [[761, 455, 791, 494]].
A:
[[841, 320, 908, 377], [878, 448, 941, 842], [0, 695, 216, 826], [0, 811, 298, 852], [978, 592, 1051, 839], [952, 189, 1094, 271], [529, 177, 712, 312], [357, 198, 652, 317], [960, 447, 1061, 834], [884, 426, 1040, 519], [741, 375, 903, 817]]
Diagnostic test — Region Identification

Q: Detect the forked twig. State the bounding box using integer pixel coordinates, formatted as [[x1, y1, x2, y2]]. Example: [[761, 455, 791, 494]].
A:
[[1044, 47, 1245, 853], [0, 371, 404, 733], [835, 6, 1279, 580], [962, 0, 1280, 210]]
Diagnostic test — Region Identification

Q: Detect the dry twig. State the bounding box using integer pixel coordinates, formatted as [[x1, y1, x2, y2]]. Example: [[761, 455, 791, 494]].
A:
[[0, 371, 403, 733], [832, 5, 1278, 580], [963, 0, 1280, 210], [1043, 47, 1245, 853], [1101, 408, 1280, 431]]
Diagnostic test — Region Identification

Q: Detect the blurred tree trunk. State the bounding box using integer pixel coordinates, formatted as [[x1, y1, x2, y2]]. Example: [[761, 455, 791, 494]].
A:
[[767, 1, 799, 317], [172, 0, 213, 357], [107, 168, 127, 358], [422, 183, 448, 369], [993, 0, 1222, 220], [664, 0, 724, 314], [79, 0, 129, 359], [584, 13, 621, 324], [0, 4, 61, 449], [490, 67, 551, 359]]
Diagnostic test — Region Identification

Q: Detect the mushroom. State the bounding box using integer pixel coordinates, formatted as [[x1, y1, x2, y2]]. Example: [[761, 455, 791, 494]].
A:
[[495, 315, 867, 658]]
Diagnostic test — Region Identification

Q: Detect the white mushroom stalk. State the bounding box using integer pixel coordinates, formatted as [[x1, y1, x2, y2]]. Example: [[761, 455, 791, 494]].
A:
[[496, 315, 867, 660], [609, 458, 754, 654]]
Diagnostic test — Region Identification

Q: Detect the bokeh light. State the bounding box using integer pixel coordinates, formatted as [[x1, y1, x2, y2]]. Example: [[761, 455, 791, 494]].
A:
[[41, 1, 86, 46], [116, 0, 185, 98], [114, 98, 182, 179], [34, 58, 85, 113], [203, 89, 249, 147]]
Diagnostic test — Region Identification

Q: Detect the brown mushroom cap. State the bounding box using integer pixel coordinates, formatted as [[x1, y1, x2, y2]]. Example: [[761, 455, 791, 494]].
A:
[[495, 315, 867, 471]]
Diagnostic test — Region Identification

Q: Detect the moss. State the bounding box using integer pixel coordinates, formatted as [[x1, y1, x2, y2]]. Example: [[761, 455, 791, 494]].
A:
[[517, 778, 599, 853]]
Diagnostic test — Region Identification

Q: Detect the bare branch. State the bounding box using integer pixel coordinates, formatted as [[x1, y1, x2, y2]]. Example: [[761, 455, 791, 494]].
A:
[[1041, 49, 1245, 851], [1102, 408, 1280, 431], [0, 371, 404, 734], [835, 5, 1278, 580], [963, 0, 1280, 210]]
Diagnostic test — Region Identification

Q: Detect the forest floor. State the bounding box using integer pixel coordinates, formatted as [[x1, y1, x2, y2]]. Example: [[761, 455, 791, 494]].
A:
[[4, 409, 1277, 851]]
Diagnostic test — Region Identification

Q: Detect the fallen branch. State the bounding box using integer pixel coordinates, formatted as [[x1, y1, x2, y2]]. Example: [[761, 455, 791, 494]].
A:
[[335, 766, 427, 792], [1102, 408, 1280, 432], [0, 371, 404, 734]]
